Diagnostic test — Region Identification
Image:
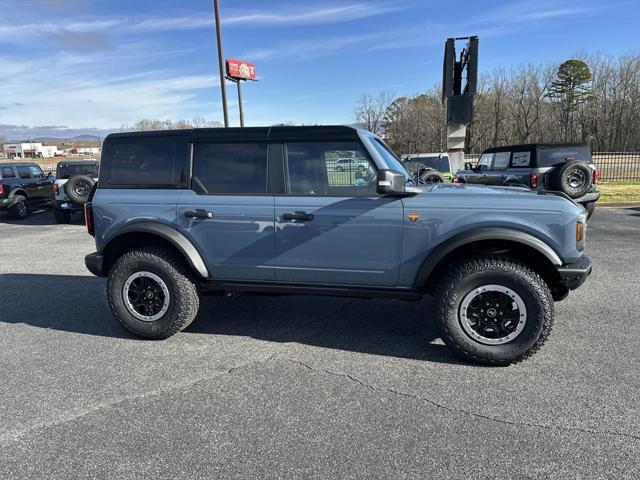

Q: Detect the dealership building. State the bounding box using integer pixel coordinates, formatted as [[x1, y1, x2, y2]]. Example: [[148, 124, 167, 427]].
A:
[[2, 143, 58, 158]]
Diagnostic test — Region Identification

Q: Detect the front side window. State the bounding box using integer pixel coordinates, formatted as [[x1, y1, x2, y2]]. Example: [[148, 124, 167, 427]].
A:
[[492, 152, 511, 170], [106, 138, 181, 186], [16, 166, 31, 179], [476, 153, 493, 169], [1, 166, 16, 178], [29, 165, 45, 178], [285, 142, 377, 196], [370, 139, 412, 181], [192, 143, 267, 195]]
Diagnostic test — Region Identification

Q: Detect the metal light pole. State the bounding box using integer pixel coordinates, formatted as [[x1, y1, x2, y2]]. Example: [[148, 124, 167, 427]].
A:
[[213, 0, 229, 127], [236, 80, 244, 127]]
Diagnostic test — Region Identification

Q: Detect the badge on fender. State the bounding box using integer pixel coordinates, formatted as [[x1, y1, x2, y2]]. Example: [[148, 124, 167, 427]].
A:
[[407, 213, 421, 224]]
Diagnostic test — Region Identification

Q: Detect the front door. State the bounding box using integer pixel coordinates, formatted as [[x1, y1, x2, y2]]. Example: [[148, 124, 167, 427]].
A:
[[177, 142, 275, 281], [274, 141, 404, 287]]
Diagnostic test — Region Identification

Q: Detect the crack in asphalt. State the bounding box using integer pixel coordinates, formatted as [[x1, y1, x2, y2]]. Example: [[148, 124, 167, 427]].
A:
[[284, 358, 640, 442], [0, 353, 277, 444]]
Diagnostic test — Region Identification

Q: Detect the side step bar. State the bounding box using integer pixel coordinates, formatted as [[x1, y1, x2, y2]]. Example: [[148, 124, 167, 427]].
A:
[[201, 281, 423, 301]]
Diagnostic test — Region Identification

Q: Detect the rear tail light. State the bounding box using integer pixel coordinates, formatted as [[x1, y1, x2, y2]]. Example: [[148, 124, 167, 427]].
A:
[[452, 177, 460, 183], [52, 183, 59, 195], [0, 183, 4, 196], [593, 169, 600, 184], [85, 203, 95, 236], [529, 173, 539, 189]]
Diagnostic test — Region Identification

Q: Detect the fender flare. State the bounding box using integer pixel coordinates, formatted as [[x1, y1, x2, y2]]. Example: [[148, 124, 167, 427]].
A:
[[101, 221, 209, 278], [8, 188, 28, 200], [413, 227, 562, 288]]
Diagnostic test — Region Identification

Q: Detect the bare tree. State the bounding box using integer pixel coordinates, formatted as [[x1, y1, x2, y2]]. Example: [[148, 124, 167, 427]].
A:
[[121, 117, 222, 132], [362, 52, 639, 154], [354, 91, 395, 135]]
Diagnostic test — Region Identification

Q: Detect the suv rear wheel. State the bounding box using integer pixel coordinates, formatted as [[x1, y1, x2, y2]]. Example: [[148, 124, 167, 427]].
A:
[[107, 247, 200, 339], [8, 195, 29, 219], [434, 255, 554, 365]]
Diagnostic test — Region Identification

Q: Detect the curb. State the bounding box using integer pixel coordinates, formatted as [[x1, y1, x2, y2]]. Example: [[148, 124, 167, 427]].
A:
[[597, 202, 640, 208]]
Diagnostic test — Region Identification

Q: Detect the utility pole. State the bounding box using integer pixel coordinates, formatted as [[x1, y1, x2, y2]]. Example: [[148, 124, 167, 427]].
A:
[[213, 0, 229, 127], [236, 80, 244, 127]]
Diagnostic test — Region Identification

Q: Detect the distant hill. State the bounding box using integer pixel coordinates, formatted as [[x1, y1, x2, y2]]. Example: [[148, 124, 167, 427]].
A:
[[1, 124, 116, 143]]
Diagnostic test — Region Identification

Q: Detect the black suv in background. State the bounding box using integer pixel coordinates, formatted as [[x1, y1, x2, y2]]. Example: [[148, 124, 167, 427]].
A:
[[455, 143, 600, 218], [0, 162, 53, 219]]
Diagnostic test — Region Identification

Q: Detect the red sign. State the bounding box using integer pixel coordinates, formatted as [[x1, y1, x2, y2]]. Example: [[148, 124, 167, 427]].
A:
[[226, 59, 256, 80]]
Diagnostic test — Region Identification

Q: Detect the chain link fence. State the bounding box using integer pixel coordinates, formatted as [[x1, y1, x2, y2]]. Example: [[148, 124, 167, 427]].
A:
[[463, 152, 640, 182]]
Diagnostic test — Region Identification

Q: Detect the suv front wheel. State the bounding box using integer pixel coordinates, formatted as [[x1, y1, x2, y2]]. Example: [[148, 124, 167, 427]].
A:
[[107, 247, 200, 339], [434, 255, 554, 365]]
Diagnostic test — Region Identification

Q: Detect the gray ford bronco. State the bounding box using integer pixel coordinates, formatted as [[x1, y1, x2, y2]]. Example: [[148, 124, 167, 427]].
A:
[[85, 126, 592, 365]]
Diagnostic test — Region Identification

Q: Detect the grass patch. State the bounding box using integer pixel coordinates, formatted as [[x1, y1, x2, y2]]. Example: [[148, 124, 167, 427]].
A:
[[598, 182, 640, 203]]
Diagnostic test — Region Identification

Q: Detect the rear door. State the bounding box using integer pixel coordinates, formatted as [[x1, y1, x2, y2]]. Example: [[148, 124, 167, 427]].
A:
[[273, 141, 404, 287], [28, 165, 51, 200], [177, 142, 275, 281]]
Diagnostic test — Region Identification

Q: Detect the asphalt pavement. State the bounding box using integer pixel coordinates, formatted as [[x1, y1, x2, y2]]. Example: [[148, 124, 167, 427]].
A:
[[0, 207, 638, 479]]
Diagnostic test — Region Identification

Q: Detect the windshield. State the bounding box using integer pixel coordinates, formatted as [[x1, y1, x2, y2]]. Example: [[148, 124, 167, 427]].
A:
[[370, 139, 412, 182], [414, 156, 450, 172], [56, 163, 99, 179]]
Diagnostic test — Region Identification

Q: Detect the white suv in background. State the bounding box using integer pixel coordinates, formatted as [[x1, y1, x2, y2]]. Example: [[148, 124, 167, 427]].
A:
[[52, 159, 99, 224]]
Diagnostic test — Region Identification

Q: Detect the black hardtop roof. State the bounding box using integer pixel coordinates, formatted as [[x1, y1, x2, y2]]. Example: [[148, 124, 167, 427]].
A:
[[482, 142, 589, 153], [105, 125, 366, 143], [57, 159, 99, 165], [0, 161, 40, 167]]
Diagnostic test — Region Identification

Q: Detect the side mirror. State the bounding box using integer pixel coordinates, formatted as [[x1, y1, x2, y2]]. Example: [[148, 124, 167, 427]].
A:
[[376, 169, 407, 195]]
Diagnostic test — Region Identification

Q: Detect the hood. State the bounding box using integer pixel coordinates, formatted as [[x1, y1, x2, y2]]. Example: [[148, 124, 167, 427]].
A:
[[429, 183, 537, 196], [404, 182, 583, 214]]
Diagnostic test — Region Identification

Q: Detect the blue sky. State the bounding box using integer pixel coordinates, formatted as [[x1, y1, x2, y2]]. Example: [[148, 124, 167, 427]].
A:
[[1, 0, 638, 134]]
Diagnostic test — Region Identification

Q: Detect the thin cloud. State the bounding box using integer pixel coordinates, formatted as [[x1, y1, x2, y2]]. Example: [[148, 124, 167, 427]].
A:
[[224, 2, 401, 26], [467, 0, 606, 26], [46, 29, 113, 51]]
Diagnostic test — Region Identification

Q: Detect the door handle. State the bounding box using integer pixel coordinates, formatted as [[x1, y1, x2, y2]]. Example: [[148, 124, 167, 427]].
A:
[[184, 209, 213, 219], [281, 211, 314, 222]]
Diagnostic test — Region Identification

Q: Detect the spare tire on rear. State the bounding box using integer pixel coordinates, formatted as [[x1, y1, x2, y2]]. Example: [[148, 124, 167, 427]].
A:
[[419, 169, 445, 183], [552, 160, 593, 198], [64, 175, 95, 204]]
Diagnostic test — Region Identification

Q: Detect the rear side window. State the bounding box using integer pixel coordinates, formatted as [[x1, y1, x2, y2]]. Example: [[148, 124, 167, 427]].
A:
[[16, 166, 32, 179], [1, 166, 16, 178], [492, 152, 511, 170], [103, 137, 187, 188], [192, 143, 267, 195]]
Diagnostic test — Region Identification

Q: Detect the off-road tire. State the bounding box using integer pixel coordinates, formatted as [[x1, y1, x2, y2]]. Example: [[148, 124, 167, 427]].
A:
[[419, 169, 445, 183], [552, 160, 593, 198], [64, 175, 95, 205], [53, 207, 72, 224], [107, 247, 200, 339], [583, 201, 596, 220], [433, 255, 554, 366], [8, 195, 29, 219]]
